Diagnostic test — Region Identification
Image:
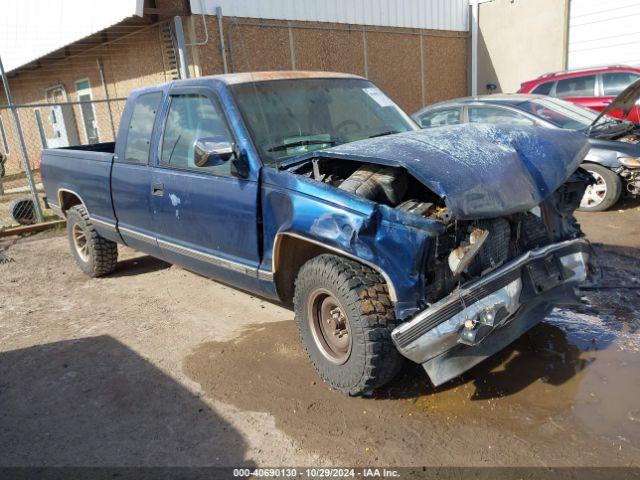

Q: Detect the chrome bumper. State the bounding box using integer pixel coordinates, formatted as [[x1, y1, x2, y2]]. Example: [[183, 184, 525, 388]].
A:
[[391, 238, 591, 384]]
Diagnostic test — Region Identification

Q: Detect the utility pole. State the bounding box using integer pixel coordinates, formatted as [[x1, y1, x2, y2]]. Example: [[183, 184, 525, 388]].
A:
[[173, 16, 190, 79], [0, 53, 44, 222]]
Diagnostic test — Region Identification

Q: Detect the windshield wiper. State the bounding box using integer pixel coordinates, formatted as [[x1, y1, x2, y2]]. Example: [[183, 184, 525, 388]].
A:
[[368, 130, 399, 138], [592, 118, 620, 129], [267, 139, 336, 152]]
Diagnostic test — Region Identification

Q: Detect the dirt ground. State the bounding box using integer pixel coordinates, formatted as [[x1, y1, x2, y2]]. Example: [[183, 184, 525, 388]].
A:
[[1, 200, 639, 467]]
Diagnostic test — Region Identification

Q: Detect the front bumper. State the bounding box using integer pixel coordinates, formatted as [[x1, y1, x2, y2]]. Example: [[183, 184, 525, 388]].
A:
[[391, 238, 591, 386]]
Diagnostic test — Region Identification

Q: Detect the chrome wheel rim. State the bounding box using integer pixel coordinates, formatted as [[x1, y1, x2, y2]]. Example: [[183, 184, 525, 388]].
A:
[[308, 289, 352, 365], [580, 170, 607, 209], [72, 223, 90, 262]]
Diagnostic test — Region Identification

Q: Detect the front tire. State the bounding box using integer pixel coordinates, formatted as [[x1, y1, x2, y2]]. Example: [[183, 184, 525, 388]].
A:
[[294, 254, 403, 396], [66, 205, 118, 277], [579, 163, 622, 212]]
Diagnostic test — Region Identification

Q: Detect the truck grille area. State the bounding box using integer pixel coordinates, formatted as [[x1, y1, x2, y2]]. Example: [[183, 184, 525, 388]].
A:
[[393, 238, 591, 356], [424, 212, 553, 305], [395, 268, 521, 348]]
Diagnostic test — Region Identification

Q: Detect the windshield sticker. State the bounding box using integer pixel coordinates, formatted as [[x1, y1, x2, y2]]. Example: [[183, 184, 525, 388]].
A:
[[364, 87, 395, 107]]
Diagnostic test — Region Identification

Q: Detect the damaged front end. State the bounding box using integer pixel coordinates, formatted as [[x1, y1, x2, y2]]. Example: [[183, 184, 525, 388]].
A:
[[279, 124, 593, 385], [393, 235, 591, 385]]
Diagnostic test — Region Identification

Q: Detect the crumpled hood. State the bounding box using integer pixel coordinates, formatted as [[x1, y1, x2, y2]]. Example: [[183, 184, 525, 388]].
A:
[[309, 124, 590, 219]]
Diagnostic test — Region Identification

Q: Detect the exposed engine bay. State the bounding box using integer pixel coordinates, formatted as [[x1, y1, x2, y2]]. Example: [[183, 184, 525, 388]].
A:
[[617, 132, 640, 144], [590, 122, 640, 143], [291, 157, 589, 305], [294, 158, 452, 224]]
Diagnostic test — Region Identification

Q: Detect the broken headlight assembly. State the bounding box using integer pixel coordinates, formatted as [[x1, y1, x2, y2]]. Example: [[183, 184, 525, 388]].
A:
[[618, 156, 640, 168]]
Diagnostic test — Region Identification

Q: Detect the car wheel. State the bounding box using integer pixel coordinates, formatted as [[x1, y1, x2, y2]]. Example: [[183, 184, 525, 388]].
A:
[[294, 254, 403, 396], [66, 205, 118, 277], [579, 164, 622, 212]]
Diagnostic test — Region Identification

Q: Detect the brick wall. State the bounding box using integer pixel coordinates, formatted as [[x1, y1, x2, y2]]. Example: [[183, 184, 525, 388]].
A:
[[192, 16, 468, 113], [1, 15, 468, 178]]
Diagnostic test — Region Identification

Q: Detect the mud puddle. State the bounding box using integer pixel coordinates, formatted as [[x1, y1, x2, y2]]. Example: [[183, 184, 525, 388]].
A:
[[184, 310, 640, 466], [184, 245, 640, 465]]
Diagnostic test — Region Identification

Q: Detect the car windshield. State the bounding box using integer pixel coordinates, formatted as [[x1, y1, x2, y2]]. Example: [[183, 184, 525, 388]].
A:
[[505, 97, 601, 130], [230, 78, 417, 166]]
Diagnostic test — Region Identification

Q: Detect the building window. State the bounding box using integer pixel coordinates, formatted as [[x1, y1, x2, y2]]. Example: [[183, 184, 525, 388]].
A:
[[75, 78, 100, 144]]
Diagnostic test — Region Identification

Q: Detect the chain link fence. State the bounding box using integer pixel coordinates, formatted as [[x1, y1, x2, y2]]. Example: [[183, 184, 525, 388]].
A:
[[0, 97, 126, 232], [0, 18, 177, 236]]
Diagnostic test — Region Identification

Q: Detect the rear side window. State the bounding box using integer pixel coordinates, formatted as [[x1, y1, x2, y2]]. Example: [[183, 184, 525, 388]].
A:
[[123, 92, 162, 164], [602, 72, 640, 96], [418, 108, 460, 127], [532, 81, 553, 95], [468, 107, 535, 126], [555, 75, 596, 97]]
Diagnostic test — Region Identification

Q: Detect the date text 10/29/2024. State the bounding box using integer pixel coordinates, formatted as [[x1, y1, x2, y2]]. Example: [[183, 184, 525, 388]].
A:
[[233, 468, 401, 478]]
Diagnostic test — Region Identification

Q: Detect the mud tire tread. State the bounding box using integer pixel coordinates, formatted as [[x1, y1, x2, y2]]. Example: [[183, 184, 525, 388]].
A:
[[66, 205, 117, 277], [294, 254, 403, 396]]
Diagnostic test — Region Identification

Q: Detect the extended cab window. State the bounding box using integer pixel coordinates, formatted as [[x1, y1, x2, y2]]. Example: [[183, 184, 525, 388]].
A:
[[555, 75, 596, 97], [123, 92, 162, 164], [468, 106, 534, 126], [418, 108, 460, 127], [602, 72, 640, 96], [160, 94, 233, 175]]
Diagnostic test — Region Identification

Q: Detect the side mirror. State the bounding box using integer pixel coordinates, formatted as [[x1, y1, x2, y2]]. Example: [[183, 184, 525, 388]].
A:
[[193, 137, 235, 168]]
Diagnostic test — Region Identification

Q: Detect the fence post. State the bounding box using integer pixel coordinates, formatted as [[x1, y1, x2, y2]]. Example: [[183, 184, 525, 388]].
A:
[[216, 6, 229, 74], [0, 54, 44, 222], [97, 58, 117, 140]]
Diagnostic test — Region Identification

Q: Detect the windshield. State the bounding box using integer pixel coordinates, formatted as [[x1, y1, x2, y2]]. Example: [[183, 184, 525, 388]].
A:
[[506, 97, 602, 130], [230, 78, 418, 166]]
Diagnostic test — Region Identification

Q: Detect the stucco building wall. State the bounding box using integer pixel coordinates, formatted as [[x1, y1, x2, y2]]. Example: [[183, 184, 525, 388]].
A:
[[477, 0, 568, 94]]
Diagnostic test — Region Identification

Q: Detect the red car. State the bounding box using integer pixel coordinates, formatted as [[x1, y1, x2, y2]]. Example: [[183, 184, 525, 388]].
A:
[[518, 65, 640, 123]]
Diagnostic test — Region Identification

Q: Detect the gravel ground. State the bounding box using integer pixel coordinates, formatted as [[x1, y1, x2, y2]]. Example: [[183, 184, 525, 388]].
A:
[[0, 200, 639, 467]]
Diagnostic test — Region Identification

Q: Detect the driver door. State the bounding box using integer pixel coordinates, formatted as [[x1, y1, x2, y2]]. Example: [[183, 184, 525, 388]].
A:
[[151, 87, 260, 289]]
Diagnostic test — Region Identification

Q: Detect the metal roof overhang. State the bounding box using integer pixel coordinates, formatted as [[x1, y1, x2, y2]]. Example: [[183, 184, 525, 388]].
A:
[[1, 0, 189, 76]]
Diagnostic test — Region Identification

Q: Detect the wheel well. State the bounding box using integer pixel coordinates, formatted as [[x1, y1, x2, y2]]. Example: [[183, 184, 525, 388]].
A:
[[58, 190, 83, 215], [273, 234, 396, 306]]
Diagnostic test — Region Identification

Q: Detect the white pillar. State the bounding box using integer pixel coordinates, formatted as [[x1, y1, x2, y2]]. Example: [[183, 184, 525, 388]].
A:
[[469, 0, 494, 97]]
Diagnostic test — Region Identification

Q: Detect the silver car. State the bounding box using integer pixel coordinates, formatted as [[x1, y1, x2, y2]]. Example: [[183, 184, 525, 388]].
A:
[[413, 91, 640, 211]]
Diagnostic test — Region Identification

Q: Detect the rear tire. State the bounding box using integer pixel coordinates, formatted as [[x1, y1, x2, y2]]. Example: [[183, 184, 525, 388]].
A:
[[66, 205, 118, 277], [579, 163, 622, 212], [294, 254, 403, 396]]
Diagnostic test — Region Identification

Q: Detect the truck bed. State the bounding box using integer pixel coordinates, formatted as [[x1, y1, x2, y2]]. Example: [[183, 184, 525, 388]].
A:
[[56, 141, 116, 153], [41, 145, 117, 232]]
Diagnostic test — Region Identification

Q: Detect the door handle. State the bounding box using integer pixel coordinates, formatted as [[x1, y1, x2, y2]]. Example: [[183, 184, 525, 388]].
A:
[[152, 182, 164, 196]]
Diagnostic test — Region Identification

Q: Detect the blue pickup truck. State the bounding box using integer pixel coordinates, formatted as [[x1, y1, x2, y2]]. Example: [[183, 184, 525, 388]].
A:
[[42, 71, 593, 395]]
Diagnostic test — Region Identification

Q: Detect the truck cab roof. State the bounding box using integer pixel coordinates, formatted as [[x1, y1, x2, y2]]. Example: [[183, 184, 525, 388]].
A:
[[130, 71, 363, 98]]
